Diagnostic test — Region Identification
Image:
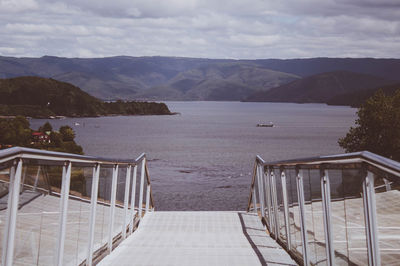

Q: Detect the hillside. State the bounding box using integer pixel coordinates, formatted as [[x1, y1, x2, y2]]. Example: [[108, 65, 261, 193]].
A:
[[1, 56, 400, 101], [327, 83, 400, 107], [244, 71, 397, 103], [136, 63, 299, 100], [0, 76, 172, 118]]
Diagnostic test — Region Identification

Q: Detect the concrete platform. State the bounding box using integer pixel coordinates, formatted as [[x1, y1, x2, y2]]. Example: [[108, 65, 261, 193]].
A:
[[98, 211, 297, 266]]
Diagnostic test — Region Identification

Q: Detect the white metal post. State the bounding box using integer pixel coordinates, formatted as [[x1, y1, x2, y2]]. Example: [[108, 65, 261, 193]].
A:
[[33, 165, 41, 191], [107, 165, 118, 253], [252, 185, 257, 213], [145, 185, 150, 213], [363, 170, 381, 266], [122, 165, 132, 239], [281, 169, 291, 250], [320, 169, 334, 265], [56, 161, 72, 266], [257, 164, 265, 218], [1, 159, 23, 266], [86, 164, 100, 266], [270, 170, 280, 238], [138, 158, 146, 220], [266, 167, 274, 230], [129, 165, 138, 234], [296, 168, 309, 266]]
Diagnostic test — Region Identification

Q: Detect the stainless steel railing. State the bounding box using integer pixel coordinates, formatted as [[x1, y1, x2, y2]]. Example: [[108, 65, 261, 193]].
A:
[[0, 147, 154, 266], [248, 151, 400, 266]]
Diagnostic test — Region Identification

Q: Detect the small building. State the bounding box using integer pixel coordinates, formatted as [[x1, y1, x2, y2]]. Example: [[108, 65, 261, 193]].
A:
[[31, 131, 51, 144]]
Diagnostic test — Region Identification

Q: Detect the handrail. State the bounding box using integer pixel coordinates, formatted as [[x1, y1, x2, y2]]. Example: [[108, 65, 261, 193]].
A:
[[0, 147, 145, 165], [260, 151, 400, 177], [248, 151, 400, 266], [0, 147, 155, 266]]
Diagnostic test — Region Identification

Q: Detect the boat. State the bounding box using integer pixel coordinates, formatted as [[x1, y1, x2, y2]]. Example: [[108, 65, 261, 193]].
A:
[[257, 122, 274, 127]]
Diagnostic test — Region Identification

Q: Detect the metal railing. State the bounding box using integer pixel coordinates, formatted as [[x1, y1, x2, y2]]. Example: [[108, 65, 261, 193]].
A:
[[247, 151, 400, 266], [0, 147, 154, 266]]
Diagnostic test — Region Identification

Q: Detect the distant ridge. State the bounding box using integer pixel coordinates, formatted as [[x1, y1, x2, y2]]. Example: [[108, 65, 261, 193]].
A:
[[244, 71, 397, 104], [1, 56, 400, 101]]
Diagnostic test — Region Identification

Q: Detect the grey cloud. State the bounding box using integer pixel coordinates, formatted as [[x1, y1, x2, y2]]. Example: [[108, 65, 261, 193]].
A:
[[0, 0, 399, 59]]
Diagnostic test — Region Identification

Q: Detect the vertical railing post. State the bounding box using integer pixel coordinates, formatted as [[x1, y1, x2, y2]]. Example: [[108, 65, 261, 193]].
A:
[[138, 158, 146, 219], [296, 167, 309, 266], [281, 168, 291, 250], [1, 158, 23, 266], [86, 163, 100, 266], [270, 169, 280, 238], [363, 169, 381, 266], [266, 167, 273, 230], [107, 164, 118, 253], [248, 161, 258, 213], [145, 184, 151, 213], [129, 165, 138, 234], [122, 165, 132, 239], [33, 165, 41, 191], [257, 164, 265, 218], [252, 186, 257, 213], [56, 161, 72, 266], [320, 168, 334, 265]]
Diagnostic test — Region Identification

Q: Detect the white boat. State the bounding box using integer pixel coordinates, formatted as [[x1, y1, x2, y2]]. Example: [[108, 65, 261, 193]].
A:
[[257, 122, 274, 127]]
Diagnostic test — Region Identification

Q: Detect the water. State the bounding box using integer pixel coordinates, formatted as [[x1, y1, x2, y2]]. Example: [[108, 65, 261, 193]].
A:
[[30, 102, 357, 211]]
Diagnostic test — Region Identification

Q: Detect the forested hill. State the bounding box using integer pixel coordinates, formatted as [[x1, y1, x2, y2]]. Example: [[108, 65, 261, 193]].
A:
[[0, 76, 172, 118], [326, 83, 400, 107], [244, 71, 397, 104]]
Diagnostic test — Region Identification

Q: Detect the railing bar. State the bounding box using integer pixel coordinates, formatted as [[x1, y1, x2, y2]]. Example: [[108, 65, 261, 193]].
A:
[[252, 186, 257, 213], [107, 165, 118, 253], [86, 163, 100, 266], [266, 167, 273, 230], [1, 159, 23, 266], [144, 162, 154, 210], [296, 168, 309, 266], [122, 165, 132, 239], [0, 147, 146, 166], [271, 170, 280, 238], [138, 158, 146, 219], [129, 165, 138, 234], [145, 185, 150, 213], [321, 169, 334, 265], [363, 171, 381, 266], [56, 161, 72, 266], [257, 164, 265, 218], [281, 169, 291, 250], [247, 160, 258, 212]]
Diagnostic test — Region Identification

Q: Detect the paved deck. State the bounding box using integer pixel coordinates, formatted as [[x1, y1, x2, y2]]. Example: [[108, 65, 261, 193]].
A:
[[98, 211, 297, 266]]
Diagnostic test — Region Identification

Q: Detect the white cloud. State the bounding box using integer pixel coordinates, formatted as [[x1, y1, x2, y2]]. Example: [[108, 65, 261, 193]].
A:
[[0, 0, 399, 59]]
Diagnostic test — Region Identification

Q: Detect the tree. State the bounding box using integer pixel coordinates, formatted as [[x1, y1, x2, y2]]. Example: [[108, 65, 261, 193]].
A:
[[40, 121, 53, 132], [0, 116, 31, 146], [339, 89, 400, 161], [59, 126, 75, 141]]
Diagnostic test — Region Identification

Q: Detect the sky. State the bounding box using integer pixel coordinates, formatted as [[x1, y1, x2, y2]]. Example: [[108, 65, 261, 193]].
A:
[[0, 0, 399, 59]]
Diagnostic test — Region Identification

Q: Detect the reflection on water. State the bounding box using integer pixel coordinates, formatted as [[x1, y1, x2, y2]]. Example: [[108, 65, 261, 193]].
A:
[[30, 102, 356, 211]]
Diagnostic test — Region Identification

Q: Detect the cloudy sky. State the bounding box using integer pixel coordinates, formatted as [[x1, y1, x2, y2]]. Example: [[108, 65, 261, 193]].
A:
[[0, 0, 399, 59]]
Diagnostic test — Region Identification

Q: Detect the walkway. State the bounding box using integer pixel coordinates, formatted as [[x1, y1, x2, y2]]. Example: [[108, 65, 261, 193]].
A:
[[98, 211, 297, 266]]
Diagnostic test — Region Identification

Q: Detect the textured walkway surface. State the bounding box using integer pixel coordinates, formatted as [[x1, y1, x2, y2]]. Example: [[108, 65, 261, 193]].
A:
[[98, 211, 297, 266]]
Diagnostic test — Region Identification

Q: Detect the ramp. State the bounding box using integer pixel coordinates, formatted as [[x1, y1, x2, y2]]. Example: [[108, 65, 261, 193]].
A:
[[98, 211, 296, 266]]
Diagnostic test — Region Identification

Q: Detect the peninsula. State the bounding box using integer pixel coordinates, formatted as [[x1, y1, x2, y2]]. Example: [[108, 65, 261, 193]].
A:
[[0, 76, 172, 118]]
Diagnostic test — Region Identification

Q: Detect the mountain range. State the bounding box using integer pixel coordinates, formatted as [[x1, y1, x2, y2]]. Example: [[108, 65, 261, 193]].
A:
[[1, 55, 400, 104]]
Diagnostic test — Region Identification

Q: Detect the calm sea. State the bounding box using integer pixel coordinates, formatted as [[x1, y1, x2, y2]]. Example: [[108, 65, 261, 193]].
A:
[[30, 101, 356, 211]]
